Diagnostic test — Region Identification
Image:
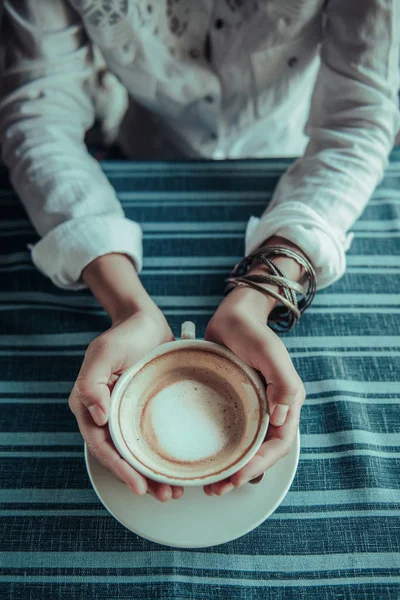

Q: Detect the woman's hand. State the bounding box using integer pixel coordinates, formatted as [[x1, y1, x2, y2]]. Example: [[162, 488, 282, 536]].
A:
[[69, 306, 186, 501], [68, 253, 183, 502], [203, 261, 306, 497]]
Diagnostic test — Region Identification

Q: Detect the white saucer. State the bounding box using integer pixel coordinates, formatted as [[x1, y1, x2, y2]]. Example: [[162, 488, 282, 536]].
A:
[[85, 431, 300, 549]]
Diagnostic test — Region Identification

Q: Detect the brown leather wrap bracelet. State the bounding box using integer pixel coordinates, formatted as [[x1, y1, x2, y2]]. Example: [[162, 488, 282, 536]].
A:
[[224, 245, 317, 333]]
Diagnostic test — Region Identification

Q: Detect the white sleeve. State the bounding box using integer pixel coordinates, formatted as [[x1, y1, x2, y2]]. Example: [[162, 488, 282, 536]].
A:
[[246, 0, 400, 289], [0, 0, 142, 290]]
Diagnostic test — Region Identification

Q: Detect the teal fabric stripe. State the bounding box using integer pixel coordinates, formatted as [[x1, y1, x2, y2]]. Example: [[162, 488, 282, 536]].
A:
[[1, 552, 399, 571], [1, 431, 399, 446], [0, 333, 399, 347], [0, 575, 398, 587], [0, 487, 398, 505], [1, 292, 400, 308], [0, 508, 398, 518]]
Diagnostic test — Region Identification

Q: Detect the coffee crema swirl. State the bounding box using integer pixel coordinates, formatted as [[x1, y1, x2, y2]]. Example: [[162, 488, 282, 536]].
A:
[[118, 348, 264, 481]]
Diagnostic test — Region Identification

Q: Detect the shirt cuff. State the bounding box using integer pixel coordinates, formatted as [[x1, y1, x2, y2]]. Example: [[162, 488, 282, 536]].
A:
[[30, 215, 143, 290], [245, 202, 354, 290]]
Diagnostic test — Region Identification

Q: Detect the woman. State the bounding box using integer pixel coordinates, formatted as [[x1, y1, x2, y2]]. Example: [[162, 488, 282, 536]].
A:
[[0, 0, 398, 502]]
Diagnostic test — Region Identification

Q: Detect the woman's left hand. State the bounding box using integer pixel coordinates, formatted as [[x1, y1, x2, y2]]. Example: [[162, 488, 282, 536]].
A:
[[203, 283, 305, 497]]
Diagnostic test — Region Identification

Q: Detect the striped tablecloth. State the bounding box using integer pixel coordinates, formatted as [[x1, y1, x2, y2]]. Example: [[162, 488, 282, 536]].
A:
[[0, 152, 399, 600]]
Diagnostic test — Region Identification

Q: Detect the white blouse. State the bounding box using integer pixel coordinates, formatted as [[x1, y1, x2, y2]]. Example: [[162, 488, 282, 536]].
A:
[[0, 0, 399, 290]]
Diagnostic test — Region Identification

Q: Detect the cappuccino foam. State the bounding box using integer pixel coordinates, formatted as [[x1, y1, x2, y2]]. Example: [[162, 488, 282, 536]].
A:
[[118, 348, 264, 481]]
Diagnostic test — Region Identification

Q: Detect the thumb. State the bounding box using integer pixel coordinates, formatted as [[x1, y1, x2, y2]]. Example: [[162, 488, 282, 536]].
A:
[[250, 332, 306, 427], [70, 336, 116, 427], [267, 384, 305, 426]]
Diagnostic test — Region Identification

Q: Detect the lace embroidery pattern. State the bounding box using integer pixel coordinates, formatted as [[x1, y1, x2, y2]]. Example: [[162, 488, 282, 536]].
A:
[[69, 0, 129, 28], [68, 1, 265, 41], [166, 0, 190, 38]]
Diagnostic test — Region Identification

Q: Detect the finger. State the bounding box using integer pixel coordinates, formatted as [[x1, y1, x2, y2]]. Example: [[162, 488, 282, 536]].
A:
[[212, 481, 235, 496], [207, 316, 305, 428], [146, 479, 185, 502], [74, 402, 148, 496], [233, 327, 305, 426], [171, 486, 184, 500], [205, 319, 302, 488], [70, 337, 118, 425], [203, 478, 234, 496], [247, 330, 305, 427], [147, 481, 173, 502], [73, 329, 153, 425], [231, 402, 301, 486], [69, 379, 110, 427]]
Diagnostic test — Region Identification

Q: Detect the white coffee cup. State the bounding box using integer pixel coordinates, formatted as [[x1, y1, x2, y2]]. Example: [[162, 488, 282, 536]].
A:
[[109, 322, 268, 487]]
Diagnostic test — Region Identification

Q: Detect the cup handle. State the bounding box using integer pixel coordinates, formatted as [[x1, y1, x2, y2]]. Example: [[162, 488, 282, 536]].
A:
[[181, 321, 196, 340]]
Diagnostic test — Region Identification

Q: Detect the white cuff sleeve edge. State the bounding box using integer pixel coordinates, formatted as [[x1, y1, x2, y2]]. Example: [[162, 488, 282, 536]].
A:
[[245, 203, 352, 290], [30, 215, 143, 290]]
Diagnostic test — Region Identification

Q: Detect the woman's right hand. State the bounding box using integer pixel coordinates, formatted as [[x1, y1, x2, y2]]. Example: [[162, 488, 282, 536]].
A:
[[68, 303, 184, 502]]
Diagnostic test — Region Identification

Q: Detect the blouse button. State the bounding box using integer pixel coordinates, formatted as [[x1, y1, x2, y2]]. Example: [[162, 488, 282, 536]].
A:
[[189, 48, 201, 59]]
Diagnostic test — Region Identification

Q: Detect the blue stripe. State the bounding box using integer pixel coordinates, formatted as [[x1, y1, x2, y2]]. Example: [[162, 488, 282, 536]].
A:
[[0, 490, 97, 503], [1, 293, 400, 308], [0, 452, 83, 458], [0, 552, 399, 571], [301, 432, 400, 448], [0, 333, 398, 347], [305, 395, 400, 405], [300, 450, 400, 459], [0, 348, 398, 357], [0, 509, 398, 519], [0, 382, 73, 393], [1, 449, 399, 459], [2, 229, 400, 241], [2, 216, 400, 231], [0, 575, 398, 586], [0, 304, 399, 317], [0, 398, 68, 404], [0, 252, 399, 268], [304, 380, 400, 394], [0, 488, 397, 505], [0, 433, 82, 445], [1, 394, 398, 406], [2, 431, 398, 447]]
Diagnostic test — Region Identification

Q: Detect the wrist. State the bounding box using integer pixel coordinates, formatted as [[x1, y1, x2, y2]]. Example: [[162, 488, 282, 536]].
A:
[[226, 236, 307, 317], [249, 236, 307, 311], [83, 253, 155, 323], [223, 283, 275, 320], [110, 297, 159, 325], [258, 236, 306, 281]]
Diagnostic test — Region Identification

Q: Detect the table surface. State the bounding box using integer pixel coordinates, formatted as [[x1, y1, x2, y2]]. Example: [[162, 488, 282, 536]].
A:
[[0, 152, 399, 600]]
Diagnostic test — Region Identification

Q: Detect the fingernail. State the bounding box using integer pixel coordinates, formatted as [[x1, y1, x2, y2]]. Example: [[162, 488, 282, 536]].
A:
[[88, 405, 107, 426], [272, 404, 289, 426], [220, 484, 235, 496], [136, 485, 148, 497], [127, 480, 147, 497]]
